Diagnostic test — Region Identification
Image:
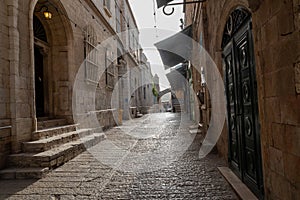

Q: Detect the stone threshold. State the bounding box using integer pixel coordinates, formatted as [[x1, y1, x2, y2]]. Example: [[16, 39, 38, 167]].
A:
[[218, 167, 258, 200]]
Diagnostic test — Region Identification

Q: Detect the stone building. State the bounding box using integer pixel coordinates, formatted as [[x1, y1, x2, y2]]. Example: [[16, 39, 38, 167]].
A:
[[139, 52, 156, 114], [183, 0, 300, 199], [115, 0, 143, 119], [166, 64, 189, 113], [0, 0, 147, 178]]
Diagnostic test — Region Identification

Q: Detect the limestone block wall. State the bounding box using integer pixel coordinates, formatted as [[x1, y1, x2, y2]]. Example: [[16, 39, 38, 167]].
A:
[[64, 0, 120, 128], [9, 1, 33, 154], [0, 0, 10, 169], [251, 0, 300, 199], [0, 0, 143, 170], [187, 0, 300, 199], [0, 0, 128, 170]]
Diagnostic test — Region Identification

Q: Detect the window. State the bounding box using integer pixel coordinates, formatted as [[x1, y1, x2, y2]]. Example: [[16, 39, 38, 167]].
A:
[[144, 87, 146, 99], [116, 3, 121, 32], [103, 0, 112, 17], [105, 47, 115, 89], [103, 0, 110, 10], [84, 26, 99, 84]]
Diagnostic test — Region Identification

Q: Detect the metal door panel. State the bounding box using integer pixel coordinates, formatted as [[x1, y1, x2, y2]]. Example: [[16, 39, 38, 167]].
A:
[[222, 8, 264, 198]]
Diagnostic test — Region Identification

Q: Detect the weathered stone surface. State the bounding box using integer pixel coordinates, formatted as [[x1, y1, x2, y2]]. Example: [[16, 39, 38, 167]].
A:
[[295, 62, 300, 94], [1, 124, 105, 178], [284, 125, 300, 157], [280, 96, 300, 125], [270, 123, 285, 150], [0, 113, 237, 199], [283, 153, 300, 186], [268, 147, 284, 176]]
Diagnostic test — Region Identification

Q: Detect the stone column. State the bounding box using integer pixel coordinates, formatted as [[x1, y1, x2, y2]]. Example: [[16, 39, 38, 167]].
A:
[[7, 0, 32, 153], [7, 0, 20, 153]]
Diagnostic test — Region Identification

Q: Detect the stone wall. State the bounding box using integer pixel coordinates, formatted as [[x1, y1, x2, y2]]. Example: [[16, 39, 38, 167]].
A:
[[252, 0, 300, 199], [187, 0, 300, 199], [60, 0, 120, 128], [0, 0, 133, 169], [0, 1, 10, 169]]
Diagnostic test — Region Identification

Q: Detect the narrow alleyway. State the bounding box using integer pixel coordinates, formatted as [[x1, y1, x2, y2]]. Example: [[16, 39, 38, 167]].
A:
[[0, 113, 237, 200]]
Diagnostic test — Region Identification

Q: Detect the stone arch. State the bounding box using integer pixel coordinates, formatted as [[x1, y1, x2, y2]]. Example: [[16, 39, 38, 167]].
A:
[[215, 0, 261, 53], [158, 88, 172, 99], [215, 0, 250, 53], [29, 0, 74, 125]]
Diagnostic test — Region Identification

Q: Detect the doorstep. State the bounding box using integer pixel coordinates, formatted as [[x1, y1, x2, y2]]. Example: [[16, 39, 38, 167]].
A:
[[218, 167, 258, 200]]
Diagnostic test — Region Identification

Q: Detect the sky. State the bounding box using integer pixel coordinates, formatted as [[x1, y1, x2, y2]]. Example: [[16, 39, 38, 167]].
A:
[[128, 0, 184, 90]]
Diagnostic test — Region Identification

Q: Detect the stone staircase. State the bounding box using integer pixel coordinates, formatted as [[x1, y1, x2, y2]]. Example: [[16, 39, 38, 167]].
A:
[[0, 118, 106, 179], [173, 104, 181, 113]]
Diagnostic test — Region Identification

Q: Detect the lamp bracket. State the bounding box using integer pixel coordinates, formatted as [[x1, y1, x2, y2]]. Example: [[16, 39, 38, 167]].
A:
[[35, 5, 49, 13], [162, 0, 206, 16]]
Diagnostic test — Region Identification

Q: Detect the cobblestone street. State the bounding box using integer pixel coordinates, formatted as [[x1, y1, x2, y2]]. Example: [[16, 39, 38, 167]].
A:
[[0, 113, 237, 199]]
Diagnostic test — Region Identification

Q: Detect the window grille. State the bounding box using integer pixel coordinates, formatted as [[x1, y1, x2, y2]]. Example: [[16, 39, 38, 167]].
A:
[[103, 0, 111, 10], [84, 26, 99, 85], [105, 47, 115, 89]]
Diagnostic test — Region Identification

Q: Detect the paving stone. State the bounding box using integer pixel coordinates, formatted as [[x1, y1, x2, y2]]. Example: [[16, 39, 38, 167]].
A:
[[0, 113, 237, 199]]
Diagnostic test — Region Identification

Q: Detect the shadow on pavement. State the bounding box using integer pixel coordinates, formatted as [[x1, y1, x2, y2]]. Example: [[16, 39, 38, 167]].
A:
[[0, 179, 38, 199]]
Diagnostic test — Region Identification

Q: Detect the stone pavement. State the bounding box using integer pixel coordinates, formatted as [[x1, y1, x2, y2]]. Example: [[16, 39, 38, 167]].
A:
[[0, 113, 237, 200]]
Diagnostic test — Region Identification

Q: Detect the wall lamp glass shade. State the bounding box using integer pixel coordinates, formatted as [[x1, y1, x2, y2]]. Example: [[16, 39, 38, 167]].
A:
[[43, 10, 52, 19], [35, 5, 52, 20]]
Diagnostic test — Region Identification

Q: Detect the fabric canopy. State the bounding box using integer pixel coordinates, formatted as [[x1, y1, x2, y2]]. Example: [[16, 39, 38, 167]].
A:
[[154, 25, 193, 69], [166, 64, 188, 90], [156, 0, 174, 8]]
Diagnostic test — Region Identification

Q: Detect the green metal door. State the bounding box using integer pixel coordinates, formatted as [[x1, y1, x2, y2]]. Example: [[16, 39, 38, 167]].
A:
[[222, 8, 264, 199]]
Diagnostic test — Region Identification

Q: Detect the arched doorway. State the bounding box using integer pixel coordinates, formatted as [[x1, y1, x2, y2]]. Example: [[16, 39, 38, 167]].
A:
[[32, 0, 73, 122], [222, 7, 264, 198]]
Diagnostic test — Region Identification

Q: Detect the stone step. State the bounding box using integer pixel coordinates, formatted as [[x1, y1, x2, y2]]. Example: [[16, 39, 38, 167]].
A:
[[173, 105, 181, 113], [136, 113, 143, 118], [37, 118, 67, 130], [23, 129, 93, 153], [0, 167, 49, 180], [33, 124, 78, 140], [8, 133, 106, 169]]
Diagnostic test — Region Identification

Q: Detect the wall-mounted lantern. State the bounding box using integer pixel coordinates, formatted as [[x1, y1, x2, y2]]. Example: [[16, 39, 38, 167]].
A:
[[36, 5, 52, 20]]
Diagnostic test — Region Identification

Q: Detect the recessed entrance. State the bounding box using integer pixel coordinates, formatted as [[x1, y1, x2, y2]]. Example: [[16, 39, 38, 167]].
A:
[[33, 15, 48, 118], [34, 45, 45, 117]]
